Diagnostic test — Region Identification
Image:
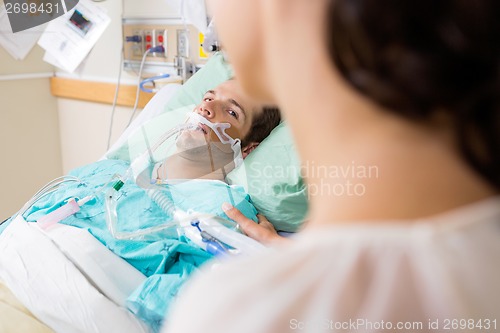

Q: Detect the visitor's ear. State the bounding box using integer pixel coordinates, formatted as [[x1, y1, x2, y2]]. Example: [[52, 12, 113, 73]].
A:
[[242, 142, 260, 159]]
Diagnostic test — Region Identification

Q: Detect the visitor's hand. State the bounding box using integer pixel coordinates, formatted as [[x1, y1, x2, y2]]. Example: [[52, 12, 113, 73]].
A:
[[222, 203, 288, 246]]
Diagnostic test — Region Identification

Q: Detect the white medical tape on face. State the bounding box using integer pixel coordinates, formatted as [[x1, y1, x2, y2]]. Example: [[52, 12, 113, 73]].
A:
[[186, 112, 243, 168], [186, 112, 233, 144]]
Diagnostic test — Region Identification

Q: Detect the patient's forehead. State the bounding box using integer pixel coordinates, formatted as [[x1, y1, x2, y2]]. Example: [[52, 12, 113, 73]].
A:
[[213, 80, 245, 99], [213, 80, 261, 118], [217, 79, 238, 90]]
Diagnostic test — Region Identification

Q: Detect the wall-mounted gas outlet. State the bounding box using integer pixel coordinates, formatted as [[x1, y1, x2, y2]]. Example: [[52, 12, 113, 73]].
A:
[[125, 28, 167, 58], [122, 18, 207, 78], [155, 29, 167, 52]]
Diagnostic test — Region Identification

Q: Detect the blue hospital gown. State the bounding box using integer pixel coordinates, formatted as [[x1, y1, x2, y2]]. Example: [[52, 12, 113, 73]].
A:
[[13, 159, 258, 331]]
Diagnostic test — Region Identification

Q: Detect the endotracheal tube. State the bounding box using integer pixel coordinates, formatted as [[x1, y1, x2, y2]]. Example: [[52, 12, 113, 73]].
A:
[[104, 118, 265, 256]]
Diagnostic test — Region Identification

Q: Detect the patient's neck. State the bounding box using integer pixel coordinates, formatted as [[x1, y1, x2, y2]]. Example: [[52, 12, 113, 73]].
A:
[[157, 143, 235, 182]]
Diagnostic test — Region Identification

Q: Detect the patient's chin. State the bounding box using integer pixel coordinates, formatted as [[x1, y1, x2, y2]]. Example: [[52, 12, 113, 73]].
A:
[[176, 130, 208, 151]]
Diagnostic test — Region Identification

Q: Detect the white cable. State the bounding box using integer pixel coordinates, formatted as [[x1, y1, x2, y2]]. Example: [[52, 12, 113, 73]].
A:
[[11, 176, 82, 221], [106, 0, 125, 150], [126, 48, 151, 128], [106, 47, 124, 150]]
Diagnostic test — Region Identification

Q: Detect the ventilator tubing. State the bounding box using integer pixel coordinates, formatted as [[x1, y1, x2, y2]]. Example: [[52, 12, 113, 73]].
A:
[[105, 123, 196, 240], [177, 210, 265, 255], [104, 119, 264, 255], [186, 112, 243, 168]]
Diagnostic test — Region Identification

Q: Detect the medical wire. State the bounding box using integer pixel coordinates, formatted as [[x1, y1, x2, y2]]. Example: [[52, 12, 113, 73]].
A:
[[126, 48, 153, 129], [106, 46, 124, 150], [7, 176, 83, 223], [139, 73, 171, 93], [203, 134, 237, 207], [105, 0, 125, 150]]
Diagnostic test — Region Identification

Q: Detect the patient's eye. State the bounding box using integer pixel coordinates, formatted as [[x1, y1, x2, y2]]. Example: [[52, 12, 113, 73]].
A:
[[228, 109, 238, 119], [203, 91, 216, 102]]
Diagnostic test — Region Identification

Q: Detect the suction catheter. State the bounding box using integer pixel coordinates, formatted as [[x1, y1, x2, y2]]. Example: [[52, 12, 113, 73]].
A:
[[37, 196, 93, 230]]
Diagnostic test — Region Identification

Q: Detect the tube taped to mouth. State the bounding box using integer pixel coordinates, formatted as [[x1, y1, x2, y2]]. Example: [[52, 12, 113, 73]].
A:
[[185, 112, 243, 168]]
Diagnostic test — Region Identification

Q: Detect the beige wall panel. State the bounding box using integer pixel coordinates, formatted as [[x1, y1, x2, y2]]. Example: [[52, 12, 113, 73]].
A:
[[0, 79, 61, 221]]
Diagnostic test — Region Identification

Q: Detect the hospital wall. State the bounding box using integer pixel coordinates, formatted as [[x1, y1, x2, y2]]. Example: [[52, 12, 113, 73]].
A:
[[54, 0, 135, 173], [0, 46, 62, 221], [56, 0, 183, 173], [0, 0, 183, 221]]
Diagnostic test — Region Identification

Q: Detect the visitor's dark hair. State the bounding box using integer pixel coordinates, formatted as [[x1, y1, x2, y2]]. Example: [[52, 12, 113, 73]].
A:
[[327, 0, 500, 189], [241, 106, 281, 147]]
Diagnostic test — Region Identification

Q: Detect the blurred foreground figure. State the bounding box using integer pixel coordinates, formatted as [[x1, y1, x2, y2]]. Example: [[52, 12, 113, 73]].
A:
[[164, 1, 500, 332]]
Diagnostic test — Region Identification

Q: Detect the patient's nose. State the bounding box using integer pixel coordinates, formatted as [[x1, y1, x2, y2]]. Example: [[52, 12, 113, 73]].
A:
[[198, 103, 217, 119]]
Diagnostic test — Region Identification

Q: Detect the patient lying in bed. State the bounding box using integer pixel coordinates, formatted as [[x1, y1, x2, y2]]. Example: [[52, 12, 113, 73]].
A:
[[0, 79, 280, 332]]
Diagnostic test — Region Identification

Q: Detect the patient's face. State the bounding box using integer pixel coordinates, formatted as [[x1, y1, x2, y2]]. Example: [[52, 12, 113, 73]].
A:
[[193, 80, 260, 142], [160, 80, 260, 181]]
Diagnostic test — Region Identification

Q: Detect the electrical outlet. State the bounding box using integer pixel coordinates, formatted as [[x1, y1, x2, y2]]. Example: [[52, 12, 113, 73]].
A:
[[177, 29, 190, 58]]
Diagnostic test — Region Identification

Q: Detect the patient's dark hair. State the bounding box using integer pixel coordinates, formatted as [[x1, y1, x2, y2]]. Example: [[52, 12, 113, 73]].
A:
[[327, 0, 500, 190], [241, 106, 281, 147]]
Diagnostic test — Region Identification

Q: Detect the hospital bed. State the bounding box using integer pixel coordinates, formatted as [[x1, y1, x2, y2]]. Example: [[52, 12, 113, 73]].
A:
[[0, 52, 307, 333]]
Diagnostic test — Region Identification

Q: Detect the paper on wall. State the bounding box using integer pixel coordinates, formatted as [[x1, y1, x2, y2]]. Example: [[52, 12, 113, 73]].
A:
[[0, 5, 45, 60], [37, 0, 110, 73], [43, 50, 87, 75]]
